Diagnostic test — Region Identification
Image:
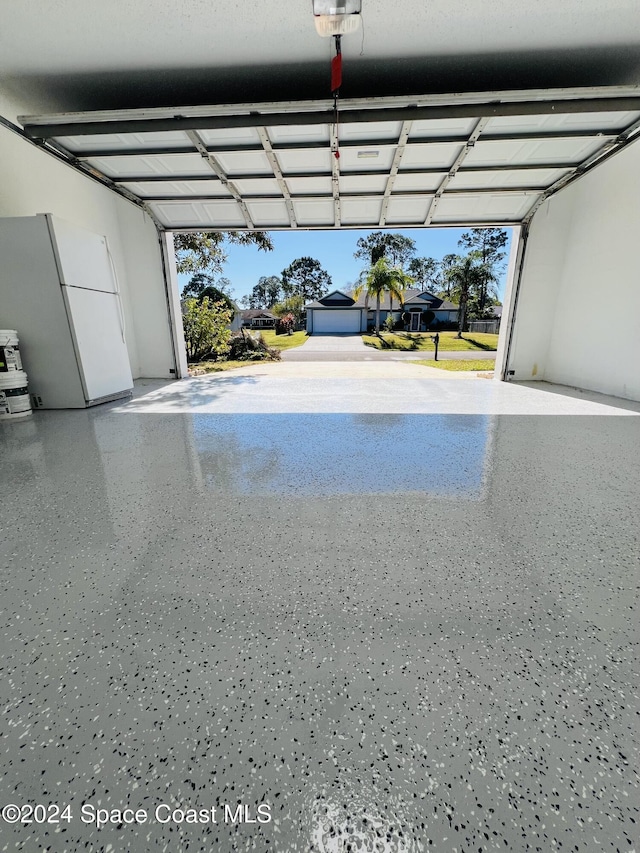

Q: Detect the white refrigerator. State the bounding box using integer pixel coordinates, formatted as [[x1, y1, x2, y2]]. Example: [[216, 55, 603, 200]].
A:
[[0, 214, 133, 408]]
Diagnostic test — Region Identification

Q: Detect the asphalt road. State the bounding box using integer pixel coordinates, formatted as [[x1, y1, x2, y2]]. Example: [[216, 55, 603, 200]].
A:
[[281, 334, 497, 362]]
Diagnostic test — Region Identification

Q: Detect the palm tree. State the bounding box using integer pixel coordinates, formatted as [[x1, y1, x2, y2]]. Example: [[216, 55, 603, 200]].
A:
[[444, 254, 491, 338], [354, 257, 414, 334]]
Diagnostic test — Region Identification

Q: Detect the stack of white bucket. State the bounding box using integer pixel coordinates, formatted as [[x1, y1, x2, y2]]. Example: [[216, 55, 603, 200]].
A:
[[0, 330, 32, 420]]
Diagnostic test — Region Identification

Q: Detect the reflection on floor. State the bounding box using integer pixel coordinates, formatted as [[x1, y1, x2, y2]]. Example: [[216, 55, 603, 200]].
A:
[[191, 413, 491, 498], [1, 378, 638, 852]]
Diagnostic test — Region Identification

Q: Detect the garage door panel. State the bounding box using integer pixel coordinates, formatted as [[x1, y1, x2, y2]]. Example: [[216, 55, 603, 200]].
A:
[[313, 311, 361, 334], [484, 111, 640, 135], [86, 153, 210, 178], [31, 89, 640, 229], [449, 168, 571, 190], [385, 196, 431, 224], [464, 138, 606, 168], [149, 200, 247, 227], [434, 193, 536, 222], [121, 179, 230, 198]]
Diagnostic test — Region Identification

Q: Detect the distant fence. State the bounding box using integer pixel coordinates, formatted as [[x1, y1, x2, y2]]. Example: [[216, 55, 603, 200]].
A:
[[468, 320, 500, 334]]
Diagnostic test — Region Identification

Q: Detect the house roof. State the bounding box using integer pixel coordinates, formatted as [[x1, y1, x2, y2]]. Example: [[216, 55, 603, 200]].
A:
[[437, 299, 459, 311], [317, 289, 356, 307], [351, 288, 415, 310], [350, 289, 459, 311], [240, 309, 277, 319], [402, 291, 459, 310], [306, 289, 361, 309]]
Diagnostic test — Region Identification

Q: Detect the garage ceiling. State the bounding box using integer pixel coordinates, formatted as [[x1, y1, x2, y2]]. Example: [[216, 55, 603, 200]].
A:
[[2, 1, 639, 114], [20, 88, 640, 230], [4, 2, 640, 230]]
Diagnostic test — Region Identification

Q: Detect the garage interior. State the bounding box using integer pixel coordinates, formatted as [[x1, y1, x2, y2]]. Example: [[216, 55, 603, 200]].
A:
[[1, 2, 639, 851]]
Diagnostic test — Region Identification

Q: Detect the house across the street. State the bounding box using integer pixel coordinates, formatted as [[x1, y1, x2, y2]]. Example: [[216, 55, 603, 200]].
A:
[[305, 289, 459, 334], [304, 290, 368, 334], [240, 309, 278, 329]]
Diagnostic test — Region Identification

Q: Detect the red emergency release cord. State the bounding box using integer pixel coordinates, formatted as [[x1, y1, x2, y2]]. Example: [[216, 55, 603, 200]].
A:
[[331, 38, 343, 93]]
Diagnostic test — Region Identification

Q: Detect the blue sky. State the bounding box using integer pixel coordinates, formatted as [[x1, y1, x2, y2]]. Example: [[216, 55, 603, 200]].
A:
[[177, 227, 513, 304]]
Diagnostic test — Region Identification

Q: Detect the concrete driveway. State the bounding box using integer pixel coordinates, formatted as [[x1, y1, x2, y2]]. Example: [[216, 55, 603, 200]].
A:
[[122, 370, 639, 415], [283, 333, 368, 353], [282, 333, 375, 361]]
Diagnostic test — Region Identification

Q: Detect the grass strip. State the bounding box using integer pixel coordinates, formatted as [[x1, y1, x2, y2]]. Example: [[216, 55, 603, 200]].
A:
[[259, 330, 308, 350], [362, 331, 498, 352], [409, 359, 496, 372]]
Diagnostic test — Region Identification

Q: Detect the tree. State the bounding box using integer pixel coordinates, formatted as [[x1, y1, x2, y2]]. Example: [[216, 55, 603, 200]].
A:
[[443, 254, 491, 338], [458, 228, 507, 312], [174, 231, 273, 276], [438, 254, 459, 298], [182, 272, 214, 298], [182, 297, 232, 361], [182, 273, 237, 316], [354, 234, 416, 316], [281, 257, 332, 302], [353, 257, 414, 334], [242, 275, 283, 309], [407, 257, 441, 291], [199, 286, 236, 316], [216, 277, 233, 295], [466, 268, 500, 321], [272, 293, 305, 325], [354, 232, 416, 268]]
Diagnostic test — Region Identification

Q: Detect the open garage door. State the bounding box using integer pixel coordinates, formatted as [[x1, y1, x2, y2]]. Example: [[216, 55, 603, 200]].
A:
[[16, 86, 640, 385], [313, 310, 361, 334], [18, 87, 640, 232]]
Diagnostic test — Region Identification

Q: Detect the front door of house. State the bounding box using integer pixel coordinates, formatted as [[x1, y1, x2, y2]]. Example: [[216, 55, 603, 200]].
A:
[[410, 312, 421, 331]]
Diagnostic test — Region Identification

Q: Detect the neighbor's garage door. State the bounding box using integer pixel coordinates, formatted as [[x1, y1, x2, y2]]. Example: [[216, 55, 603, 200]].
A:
[[313, 310, 360, 334]]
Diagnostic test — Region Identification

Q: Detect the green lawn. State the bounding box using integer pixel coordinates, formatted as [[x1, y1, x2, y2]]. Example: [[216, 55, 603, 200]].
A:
[[410, 359, 496, 372], [189, 360, 261, 374], [362, 331, 499, 352], [260, 329, 308, 350]]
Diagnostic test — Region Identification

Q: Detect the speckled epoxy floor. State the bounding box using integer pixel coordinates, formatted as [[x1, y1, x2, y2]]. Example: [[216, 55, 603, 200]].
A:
[[0, 376, 638, 852]]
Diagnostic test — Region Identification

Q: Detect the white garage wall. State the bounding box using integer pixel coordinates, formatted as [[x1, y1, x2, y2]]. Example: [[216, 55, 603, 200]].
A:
[[114, 204, 176, 379], [508, 139, 640, 401], [0, 98, 175, 380], [0, 90, 31, 125]]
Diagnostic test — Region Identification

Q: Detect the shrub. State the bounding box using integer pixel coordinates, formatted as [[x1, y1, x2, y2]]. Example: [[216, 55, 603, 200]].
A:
[[383, 315, 395, 333], [227, 330, 281, 362], [421, 309, 435, 329], [182, 297, 232, 362], [275, 313, 295, 335], [272, 294, 305, 325]]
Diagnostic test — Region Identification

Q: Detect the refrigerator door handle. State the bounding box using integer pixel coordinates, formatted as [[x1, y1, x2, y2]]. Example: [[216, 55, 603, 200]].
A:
[[105, 238, 126, 343]]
